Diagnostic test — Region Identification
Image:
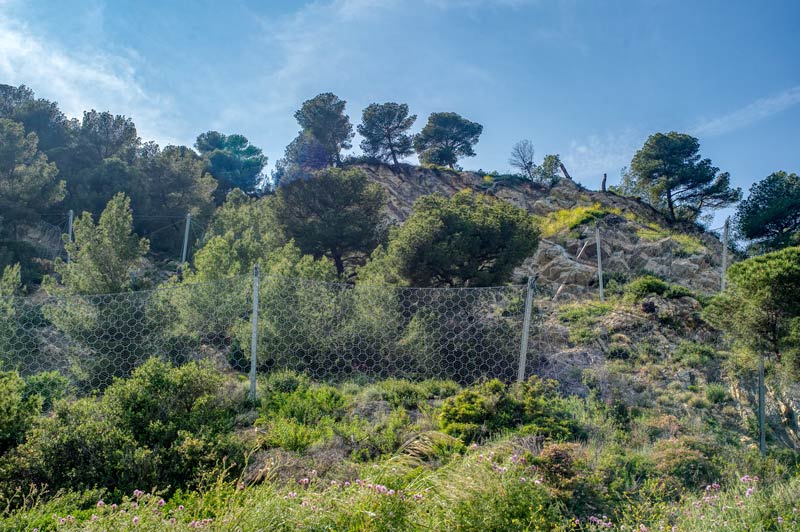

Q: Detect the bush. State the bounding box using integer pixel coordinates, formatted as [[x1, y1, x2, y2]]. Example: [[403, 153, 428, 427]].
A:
[[3, 358, 246, 496], [0, 370, 41, 454], [624, 275, 693, 302], [705, 383, 729, 404], [439, 377, 578, 443], [23, 371, 72, 411], [650, 437, 719, 493], [673, 341, 717, 368]]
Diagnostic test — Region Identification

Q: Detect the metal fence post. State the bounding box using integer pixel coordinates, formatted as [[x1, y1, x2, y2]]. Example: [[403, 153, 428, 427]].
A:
[[595, 223, 604, 302], [517, 277, 536, 382], [249, 264, 260, 403], [721, 217, 729, 291], [180, 212, 192, 265], [758, 352, 766, 458], [66, 209, 74, 263]]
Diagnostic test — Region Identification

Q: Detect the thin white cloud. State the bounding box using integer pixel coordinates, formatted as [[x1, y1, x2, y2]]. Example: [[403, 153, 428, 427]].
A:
[[691, 85, 800, 137], [0, 6, 183, 146], [562, 128, 645, 184]]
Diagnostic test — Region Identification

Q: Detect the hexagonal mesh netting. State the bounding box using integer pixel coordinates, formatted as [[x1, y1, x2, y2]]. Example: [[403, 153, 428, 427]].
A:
[[1, 273, 534, 393]]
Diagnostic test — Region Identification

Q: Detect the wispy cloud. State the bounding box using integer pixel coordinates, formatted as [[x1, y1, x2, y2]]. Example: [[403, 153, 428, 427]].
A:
[[562, 127, 645, 184], [690, 85, 800, 137], [0, 4, 182, 146]]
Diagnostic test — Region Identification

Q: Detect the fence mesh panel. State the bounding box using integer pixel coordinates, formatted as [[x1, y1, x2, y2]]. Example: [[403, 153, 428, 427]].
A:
[[1, 274, 529, 392]]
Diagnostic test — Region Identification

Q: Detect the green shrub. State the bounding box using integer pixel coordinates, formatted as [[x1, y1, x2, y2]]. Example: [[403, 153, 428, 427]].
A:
[[262, 382, 346, 424], [3, 358, 246, 497], [673, 341, 717, 368], [439, 377, 578, 443], [23, 371, 72, 411], [607, 342, 633, 360], [650, 437, 719, 492], [705, 383, 729, 404], [624, 275, 694, 302], [0, 370, 41, 454], [261, 416, 332, 453]]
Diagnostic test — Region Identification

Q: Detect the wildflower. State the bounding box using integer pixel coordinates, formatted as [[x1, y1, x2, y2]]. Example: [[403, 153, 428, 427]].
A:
[[97, 500, 105, 508], [298, 478, 310, 486], [740, 475, 752, 483], [111, 503, 118, 510], [344, 481, 351, 487], [778, 517, 784, 524], [310, 469, 317, 476], [158, 498, 165, 507], [745, 487, 754, 497], [413, 494, 424, 501], [59, 518, 66, 524], [133, 516, 140, 525], [520, 477, 526, 483], [91, 515, 98, 521], [178, 504, 184, 510], [133, 489, 144, 498]]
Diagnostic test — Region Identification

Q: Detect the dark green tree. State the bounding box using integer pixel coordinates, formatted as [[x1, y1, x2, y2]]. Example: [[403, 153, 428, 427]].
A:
[[272, 132, 330, 186], [361, 190, 539, 287], [413, 112, 483, 168], [48, 193, 149, 295], [357, 102, 416, 165], [0, 118, 65, 223], [293, 93, 353, 165], [705, 246, 800, 453], [0, 84, 75, 156], [270, 167, 386, 276], [629, 132, 741, 222], [132, 144, 216, 253], [194, 131, 267, 197], [734, 171, 800, 252]]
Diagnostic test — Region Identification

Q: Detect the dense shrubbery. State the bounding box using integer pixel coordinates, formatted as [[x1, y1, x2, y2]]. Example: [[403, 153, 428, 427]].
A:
[[439, 377, 579, 443], [623, 274, 694, 302], [0, 359, 247, 497]]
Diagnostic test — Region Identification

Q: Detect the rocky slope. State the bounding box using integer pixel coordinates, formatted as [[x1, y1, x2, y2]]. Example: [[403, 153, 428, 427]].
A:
[[355, 163, 726, 297]]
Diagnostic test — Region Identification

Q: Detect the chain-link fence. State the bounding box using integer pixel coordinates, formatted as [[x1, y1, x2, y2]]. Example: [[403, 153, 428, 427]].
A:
[[1, 273, 533, 395]]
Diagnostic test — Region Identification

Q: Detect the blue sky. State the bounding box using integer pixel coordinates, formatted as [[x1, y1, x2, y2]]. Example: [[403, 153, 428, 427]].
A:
[[1, 0, 798, 225]]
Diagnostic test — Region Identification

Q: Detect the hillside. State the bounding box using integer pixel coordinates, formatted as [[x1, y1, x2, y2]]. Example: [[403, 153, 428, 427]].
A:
[[355, 163, 727, 296]]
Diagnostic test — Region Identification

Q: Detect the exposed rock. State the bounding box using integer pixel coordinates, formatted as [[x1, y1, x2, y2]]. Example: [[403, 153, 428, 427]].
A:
[[355, 163, 726, 297]]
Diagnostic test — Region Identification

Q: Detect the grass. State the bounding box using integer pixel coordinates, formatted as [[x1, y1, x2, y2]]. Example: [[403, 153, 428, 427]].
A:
[[540, 204, 624, 238], [637, 223, 707, 256]]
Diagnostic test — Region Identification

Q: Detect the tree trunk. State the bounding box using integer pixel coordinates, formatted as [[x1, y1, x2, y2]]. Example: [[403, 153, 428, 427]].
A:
[[333, 253, 345, 277], [666, 190, 676, 222]]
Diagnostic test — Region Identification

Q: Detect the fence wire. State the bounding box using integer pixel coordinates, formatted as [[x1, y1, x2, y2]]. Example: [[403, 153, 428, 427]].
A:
[[1, 274, 530, 392]]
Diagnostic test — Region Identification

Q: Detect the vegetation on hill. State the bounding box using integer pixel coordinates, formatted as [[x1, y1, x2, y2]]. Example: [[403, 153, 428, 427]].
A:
[[1, 81, 799, 530]]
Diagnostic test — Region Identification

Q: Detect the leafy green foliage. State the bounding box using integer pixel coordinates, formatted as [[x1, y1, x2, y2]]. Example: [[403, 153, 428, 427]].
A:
[[628, 131, 741, 222], [3, 358, 245, 495], [195, 131, 267, 197], [623, 275, 693, 302], [0, 370, 41, 455], [413, 112, 483, 168], [705, 246, 800, 370], [439, 377, 577, 443], [293, 93, 353, 166], [0, 118, 64, 225], [270, 167, 387, 275], [48, 193, 149, 295], [361, 190, 539, 287], [734, 171, 800, 252], [357, 102, 416, 165]]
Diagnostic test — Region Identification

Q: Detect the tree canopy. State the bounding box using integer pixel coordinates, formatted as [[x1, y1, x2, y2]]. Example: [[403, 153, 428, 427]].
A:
[[628, 132, 741, 222], [413, 112, 483, 168], [705, 246, 800, 375], [357, 102, 416, 165], [195, 131, 267, 197], [293, 93, 353, 166], [49, 193, 149, 295], [734, 171, 800, 252], [270, 167, 386, 276], [0, 118, 65, 223], [361, 190, 539, 287]]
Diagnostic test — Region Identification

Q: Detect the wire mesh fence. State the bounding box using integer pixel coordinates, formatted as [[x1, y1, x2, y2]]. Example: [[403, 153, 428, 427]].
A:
[[1, 273, 531, 394]]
